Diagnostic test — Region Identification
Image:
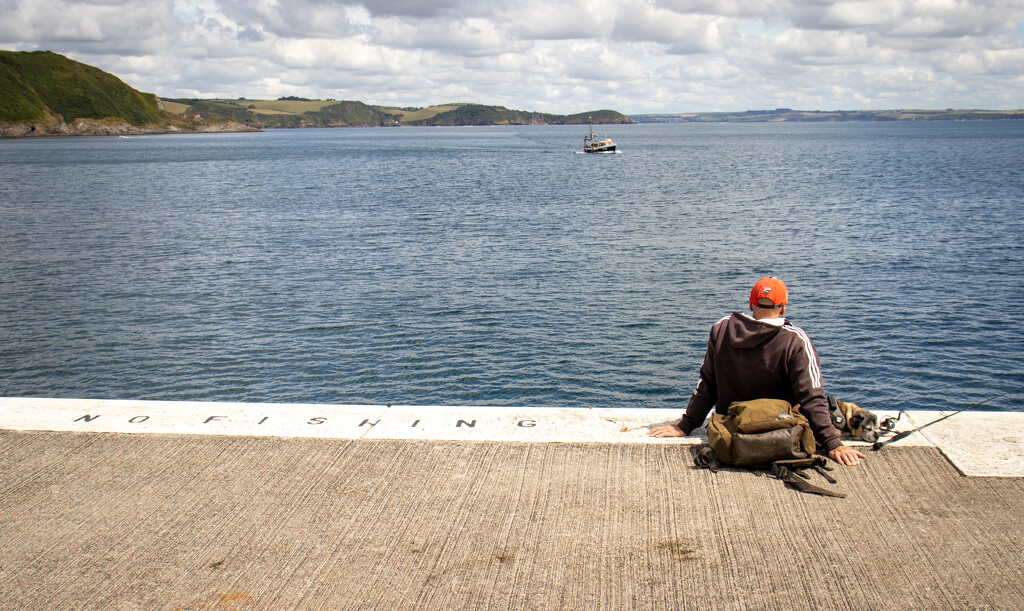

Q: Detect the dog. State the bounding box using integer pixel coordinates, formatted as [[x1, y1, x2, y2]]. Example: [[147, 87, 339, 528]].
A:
[[827, 396, 880, 442]]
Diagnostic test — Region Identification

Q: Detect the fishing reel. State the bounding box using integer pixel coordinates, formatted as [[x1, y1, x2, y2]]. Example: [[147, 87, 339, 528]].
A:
[[878, 412, 900, 434]]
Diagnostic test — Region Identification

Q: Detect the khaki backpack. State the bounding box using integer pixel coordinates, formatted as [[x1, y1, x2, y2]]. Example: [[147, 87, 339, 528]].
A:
[[706, 398, 816, 466]]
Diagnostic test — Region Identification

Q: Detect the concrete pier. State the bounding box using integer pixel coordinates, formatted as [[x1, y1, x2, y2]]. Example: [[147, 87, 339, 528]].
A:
[[2, 397, 1023, 609]]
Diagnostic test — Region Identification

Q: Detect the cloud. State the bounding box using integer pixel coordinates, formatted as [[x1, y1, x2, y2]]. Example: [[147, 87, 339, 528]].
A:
[[358, 0, 471, 18], [1, 0, 1022, 112], [790, 0, 1022, 39], [1, 0, 180, 55], [501, 0, 617, 40], [375, 16, 531, 55], [215, 0, 364, 39], [613, 4, 724, 48]]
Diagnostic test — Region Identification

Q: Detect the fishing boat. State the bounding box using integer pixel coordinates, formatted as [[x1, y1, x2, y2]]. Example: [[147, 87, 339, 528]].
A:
[[583, 117, 616, 153]]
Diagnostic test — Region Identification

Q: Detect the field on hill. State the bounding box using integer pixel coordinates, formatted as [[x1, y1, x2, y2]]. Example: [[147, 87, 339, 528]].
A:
[[377, 104, 465, 122], [157, 98, 631, 128], [162, 99, 474, 124], [160, 98, 321, 117]]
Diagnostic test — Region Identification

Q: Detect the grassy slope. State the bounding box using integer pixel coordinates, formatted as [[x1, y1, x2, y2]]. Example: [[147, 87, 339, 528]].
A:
[[402, 104, 538, 126], [164, 98, 632, 127], [159, 100, 192, 115], [393, 105, 632, 126], [161, 98, 401, 127], [379, 104, 465, 122], [0, 50, 163, 125], [562, 109, 634, 124], [0, 61, 46, 122], [242, 99, 339, 114]]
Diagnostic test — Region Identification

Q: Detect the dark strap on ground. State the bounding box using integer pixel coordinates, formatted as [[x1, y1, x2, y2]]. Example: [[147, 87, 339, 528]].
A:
[[770, 464, 846, 498]]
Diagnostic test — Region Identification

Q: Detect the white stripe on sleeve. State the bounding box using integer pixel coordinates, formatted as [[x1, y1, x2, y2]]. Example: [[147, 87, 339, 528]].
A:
[[781, 325, 823, 388]]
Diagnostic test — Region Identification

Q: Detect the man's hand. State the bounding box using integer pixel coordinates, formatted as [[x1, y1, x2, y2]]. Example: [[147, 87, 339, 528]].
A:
[[648, 424, 685, 437], [829, 445, 865, 466]]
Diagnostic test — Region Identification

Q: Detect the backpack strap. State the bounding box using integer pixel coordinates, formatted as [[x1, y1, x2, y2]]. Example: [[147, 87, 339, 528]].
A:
[[770, 464, 846, 498], [692, 445, 722, 472], [813, 464, 838, 484], [692, 445, 846, 498], [772, 457, 842, 493]]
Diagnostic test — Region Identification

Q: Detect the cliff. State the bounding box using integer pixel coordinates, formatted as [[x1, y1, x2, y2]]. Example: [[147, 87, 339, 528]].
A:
[[0, 50, 254, 137]]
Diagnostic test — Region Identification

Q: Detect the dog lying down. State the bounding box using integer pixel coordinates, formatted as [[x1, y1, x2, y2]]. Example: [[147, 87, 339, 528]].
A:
[[827, 396, 880, 442]]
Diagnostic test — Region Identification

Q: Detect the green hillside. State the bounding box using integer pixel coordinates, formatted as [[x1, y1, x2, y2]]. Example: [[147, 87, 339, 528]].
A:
[[164, 98, 402, 127], [0, 50, 632, 133], [561, 109, 633, 124], [396, 103, 549, 126], [164, 98, 633, 127], [298, 100, 399, 127], [384, 104, 631, 126], [0, 50, 163, 124]]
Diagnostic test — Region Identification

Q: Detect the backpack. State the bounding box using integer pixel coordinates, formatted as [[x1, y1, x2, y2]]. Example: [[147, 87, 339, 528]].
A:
[[697, 398, 844, 498], [706, 398, 816, 466]]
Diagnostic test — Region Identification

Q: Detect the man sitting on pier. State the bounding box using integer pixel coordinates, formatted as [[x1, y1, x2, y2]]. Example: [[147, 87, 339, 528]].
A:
[[648, 277, 865, 466]]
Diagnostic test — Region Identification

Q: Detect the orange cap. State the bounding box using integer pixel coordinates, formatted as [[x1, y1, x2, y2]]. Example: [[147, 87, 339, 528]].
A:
[[749, 277, 788, 309]]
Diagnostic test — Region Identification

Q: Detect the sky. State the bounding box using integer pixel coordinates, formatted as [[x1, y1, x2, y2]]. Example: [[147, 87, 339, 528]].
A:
[[2, 0, 1023, 114]]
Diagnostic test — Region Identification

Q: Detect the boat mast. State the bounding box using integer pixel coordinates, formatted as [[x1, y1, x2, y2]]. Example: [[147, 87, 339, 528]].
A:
[[585, 115, 597, 148]]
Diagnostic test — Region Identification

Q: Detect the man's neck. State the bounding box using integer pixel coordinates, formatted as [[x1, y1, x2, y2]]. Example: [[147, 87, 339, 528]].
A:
[[751, 306, 785, 320], [746, 309, 786, 326]]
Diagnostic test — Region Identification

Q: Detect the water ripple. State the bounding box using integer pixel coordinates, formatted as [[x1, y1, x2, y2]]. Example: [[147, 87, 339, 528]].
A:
[[1, 123, 1022, 412]]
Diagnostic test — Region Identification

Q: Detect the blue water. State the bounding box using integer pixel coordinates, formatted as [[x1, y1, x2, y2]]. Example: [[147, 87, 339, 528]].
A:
[[1, 122, 1021, 412]]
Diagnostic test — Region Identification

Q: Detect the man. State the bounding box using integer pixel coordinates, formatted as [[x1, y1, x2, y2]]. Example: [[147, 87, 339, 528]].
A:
[[649, 277, 865, 466]]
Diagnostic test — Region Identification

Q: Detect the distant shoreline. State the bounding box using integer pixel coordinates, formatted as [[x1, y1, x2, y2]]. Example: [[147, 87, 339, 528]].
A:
[[4, 51, 1022, 138], [629, 108, 1024, 122], [8, 110, 1024, 139]]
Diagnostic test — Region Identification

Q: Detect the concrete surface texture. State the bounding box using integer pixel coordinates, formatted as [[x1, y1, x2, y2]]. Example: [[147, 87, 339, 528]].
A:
[[0, 432, 1022, 609]]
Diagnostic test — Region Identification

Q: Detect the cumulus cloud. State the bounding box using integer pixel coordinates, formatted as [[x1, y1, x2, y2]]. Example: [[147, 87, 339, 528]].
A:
[[501, 0, 617, 40], [358, 0, 471, 18], [1, 0, 1022, 112], [217, 0, 365, 39], [1, 0, 180, 55], [375, 15, 530, 55]]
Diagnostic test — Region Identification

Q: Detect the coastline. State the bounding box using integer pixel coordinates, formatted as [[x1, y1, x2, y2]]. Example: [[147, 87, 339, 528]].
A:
[[0, 117, 258, 138], [5, 114, 1024, 139]]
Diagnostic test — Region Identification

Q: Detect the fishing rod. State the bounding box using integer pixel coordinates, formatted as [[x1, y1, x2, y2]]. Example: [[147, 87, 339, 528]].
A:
[[871, 392, 1010, 451]]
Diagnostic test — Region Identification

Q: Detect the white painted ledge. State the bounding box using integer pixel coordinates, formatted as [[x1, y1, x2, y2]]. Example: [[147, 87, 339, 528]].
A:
[[1, 398, 1021, 476], [903, 410, 1024, 478]]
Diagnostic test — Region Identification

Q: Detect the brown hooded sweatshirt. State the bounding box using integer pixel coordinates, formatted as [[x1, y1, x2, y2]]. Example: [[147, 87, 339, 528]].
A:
[[678, 312, 842, 453]]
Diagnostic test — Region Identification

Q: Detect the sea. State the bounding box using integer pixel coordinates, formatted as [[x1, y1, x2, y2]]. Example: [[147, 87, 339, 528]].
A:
[[1, 122, 1021, 413]]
